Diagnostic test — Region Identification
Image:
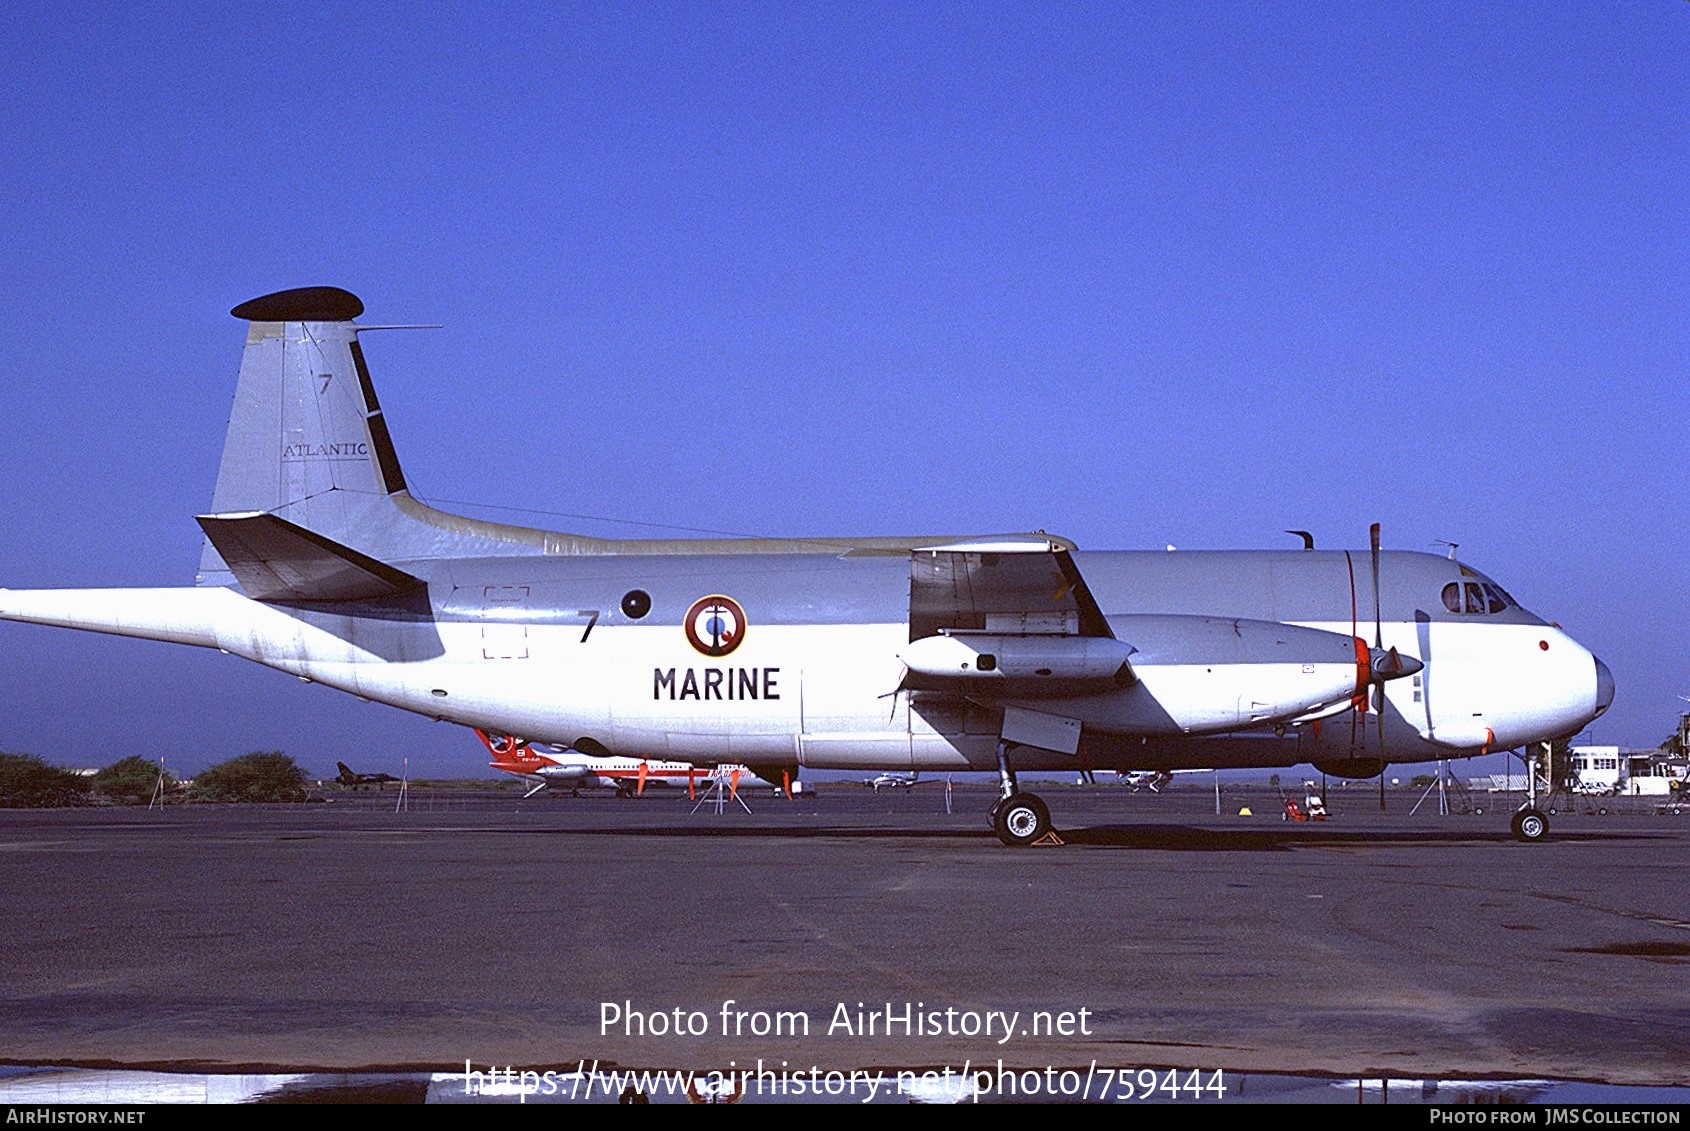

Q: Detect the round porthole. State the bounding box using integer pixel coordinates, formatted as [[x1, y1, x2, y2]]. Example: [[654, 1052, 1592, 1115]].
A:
[[621, 589, 652, 619]]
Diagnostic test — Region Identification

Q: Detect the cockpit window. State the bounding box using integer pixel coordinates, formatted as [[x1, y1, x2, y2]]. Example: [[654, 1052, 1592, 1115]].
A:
[[1483, 582, 1515, 611], [1441, 580, 1518, 616]]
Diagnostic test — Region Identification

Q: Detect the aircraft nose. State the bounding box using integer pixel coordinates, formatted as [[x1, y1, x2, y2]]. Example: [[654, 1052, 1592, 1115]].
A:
[[1593, 656, 1615, 719]]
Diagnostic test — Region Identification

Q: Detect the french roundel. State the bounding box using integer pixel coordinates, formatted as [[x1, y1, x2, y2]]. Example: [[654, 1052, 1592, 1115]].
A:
[[684, 595, 747, 657]]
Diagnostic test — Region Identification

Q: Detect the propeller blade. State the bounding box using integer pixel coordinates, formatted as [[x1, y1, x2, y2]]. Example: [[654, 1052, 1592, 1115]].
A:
[[1370, 645, 1424, 683], [1371, 522, 1387, 811], [1370, 522, 1383, 650], [1346, 552, 1365, 758]]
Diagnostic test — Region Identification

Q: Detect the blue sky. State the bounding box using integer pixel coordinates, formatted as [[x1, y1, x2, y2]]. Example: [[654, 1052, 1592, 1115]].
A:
[[1, 3, 1684, 778]]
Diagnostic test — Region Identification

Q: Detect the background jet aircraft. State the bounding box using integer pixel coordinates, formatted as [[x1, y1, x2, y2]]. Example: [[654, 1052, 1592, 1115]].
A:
[[1121, 769, 1175, 793], [0, 288, 1613, 845], [1119, 768, 1213, 793], [334, 762, 400, 789], [862, 771, 925, 792]]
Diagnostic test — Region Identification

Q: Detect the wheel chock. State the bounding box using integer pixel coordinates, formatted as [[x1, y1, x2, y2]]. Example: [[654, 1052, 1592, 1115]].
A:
[[1032, 830, 1066, 847]]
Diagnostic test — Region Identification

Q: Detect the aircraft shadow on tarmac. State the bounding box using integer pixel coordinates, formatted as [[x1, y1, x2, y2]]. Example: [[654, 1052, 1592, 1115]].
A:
[[1048, 825, 1632, 850], [534, 823, 1662, 850]]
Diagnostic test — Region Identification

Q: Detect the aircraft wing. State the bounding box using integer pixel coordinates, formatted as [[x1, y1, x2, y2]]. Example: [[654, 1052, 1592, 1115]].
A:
[[909, 541, 1110, 641]]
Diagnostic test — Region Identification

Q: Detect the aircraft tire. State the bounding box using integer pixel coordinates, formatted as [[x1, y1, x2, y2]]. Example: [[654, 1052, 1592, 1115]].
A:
[[1511, 807, 1549, 843], [993, 792, 1050, 847]]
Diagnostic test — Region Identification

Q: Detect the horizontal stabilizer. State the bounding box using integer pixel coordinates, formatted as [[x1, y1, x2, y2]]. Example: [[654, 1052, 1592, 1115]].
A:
[[196, 512, 423, 602]]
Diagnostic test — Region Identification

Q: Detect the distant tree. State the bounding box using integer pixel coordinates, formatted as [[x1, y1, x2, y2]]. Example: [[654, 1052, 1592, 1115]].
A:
[[93, 756, 175, 805], [190, 751, 308, 803], [1409, 774, 1437, 788], [1268, 773, 1280, 788], [0, 753, 92, 808]]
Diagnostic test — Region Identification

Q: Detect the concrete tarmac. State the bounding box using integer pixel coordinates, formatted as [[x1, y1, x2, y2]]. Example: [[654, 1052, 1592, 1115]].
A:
[[3, 783, 1687, 1085]]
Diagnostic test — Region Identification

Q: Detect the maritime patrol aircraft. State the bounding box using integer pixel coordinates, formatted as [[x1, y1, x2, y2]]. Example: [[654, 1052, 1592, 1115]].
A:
[[0, 288, 1613, 844]]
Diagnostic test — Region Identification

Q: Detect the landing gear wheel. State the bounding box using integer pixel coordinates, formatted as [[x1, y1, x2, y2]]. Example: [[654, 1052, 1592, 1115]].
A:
[[993, 792, 1051, 847], [1511, 807, 1549, 843]]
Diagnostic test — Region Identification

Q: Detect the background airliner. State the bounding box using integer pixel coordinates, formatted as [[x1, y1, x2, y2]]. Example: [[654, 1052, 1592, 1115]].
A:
[[478, 730, 790, 798]]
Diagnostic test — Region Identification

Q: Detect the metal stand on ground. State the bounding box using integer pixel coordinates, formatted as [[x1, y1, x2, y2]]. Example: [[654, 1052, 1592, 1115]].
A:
[[1409, 759, 1453, 816], [148, 757, 167, 811], [1213, 769, 1221, 815], [395, 756, 410, 813], [690, 774, 752, 815]]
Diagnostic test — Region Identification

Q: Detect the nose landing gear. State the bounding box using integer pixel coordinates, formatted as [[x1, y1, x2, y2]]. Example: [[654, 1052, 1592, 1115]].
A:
[[1511, 807, 1549, 842]]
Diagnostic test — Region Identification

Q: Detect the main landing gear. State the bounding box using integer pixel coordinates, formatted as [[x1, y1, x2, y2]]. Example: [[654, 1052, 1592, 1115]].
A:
[[991, 740, 1054, 846]]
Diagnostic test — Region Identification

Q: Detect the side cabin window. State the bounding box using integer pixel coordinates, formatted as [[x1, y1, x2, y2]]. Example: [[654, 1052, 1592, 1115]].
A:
[[1441, 581, 1516, 615]]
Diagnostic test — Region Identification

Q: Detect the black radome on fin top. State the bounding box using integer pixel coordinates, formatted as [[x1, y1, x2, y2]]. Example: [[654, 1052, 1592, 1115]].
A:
[[230, 286, 364, 322]]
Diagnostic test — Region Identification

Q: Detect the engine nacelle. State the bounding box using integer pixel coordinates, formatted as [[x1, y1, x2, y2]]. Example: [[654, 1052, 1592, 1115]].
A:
[[744, 763, 799, 791], [998, 616, 1370, 736], [899, 633, 1135, 696], [535, 763, 597, 786], [1312, 757, 1387, 780]]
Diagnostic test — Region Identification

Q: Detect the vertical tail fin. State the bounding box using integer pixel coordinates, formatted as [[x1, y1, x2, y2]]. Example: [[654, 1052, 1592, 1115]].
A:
[[199, 285, 859, 588], [198, 287, 408, 586]]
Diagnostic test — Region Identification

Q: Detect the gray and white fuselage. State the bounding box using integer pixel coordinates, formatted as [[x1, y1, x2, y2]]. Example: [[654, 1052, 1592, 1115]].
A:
[[0, 547, 1606, 774], [0, 289, 1613, 785]]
